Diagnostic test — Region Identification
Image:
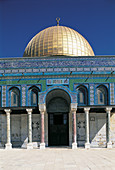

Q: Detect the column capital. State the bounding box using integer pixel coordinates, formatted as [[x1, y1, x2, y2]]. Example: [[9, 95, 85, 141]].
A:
[[70, 103, 77, 112], [40, 111, 45, 115], [105, 107, 112, 113], [39, 104, 46, 112], [84, 107, 90, 113], [4, 109, 11, 114], [26, 108, 33, 114]]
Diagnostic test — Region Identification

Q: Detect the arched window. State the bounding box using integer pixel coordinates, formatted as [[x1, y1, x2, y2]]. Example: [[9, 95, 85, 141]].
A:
[[97, 85, 108, 105], [29, 86, 39, 106], [77, 86, 88, 105], [10, 87, 20, 107]]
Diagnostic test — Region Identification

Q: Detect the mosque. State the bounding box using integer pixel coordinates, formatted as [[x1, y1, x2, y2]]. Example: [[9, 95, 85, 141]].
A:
[[0, 18, 115, 149]]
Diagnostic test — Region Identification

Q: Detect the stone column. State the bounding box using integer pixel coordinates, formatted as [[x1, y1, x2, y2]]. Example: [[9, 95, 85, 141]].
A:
[[71, 103, 77, 149], [4, 109, 12, 149], [69, 111, 72, 146], [45, 112, 48, 146], [26, 109, 33, 149], [39, 104, 46, 149], [84, 107, 90, 149], [105, 107, 112, 148]]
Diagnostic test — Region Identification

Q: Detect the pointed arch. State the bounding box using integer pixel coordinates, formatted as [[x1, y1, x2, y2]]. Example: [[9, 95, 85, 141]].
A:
[[96, 85, 108, 105], [76, 85, 88, 106], [9, 87, 20, 107], [28, 85, 40, 106]]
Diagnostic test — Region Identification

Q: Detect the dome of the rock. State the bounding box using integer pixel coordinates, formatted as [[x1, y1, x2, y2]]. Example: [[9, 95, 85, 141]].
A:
[[23, 26, 94, 57]]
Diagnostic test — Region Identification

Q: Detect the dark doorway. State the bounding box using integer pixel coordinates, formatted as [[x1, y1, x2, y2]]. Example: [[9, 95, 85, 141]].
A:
[[48, 113, 69, 146], [46, 89, 71, 146]]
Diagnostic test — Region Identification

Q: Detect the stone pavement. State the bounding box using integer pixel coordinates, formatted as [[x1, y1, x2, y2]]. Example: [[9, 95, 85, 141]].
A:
[[0, 148, 115, 170]]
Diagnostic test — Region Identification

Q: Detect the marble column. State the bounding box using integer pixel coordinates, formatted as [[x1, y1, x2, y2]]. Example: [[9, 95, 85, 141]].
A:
[[105, 107, 112, 148], [4, 109, 12, 149], [72, 109, 77, 149], [26, 109, 33, 149], [45, 112, 48, 146], [39, 104, 46, 149], [84, 107, 90, 149], [69, 111, 72, 146]]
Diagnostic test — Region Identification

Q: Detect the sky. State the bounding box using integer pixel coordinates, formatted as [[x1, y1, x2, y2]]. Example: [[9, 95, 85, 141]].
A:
[[0, 0, 115, 58]]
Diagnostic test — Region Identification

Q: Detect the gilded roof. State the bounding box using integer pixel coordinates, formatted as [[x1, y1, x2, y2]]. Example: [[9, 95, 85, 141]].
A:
[[23, 26, 94, 57]]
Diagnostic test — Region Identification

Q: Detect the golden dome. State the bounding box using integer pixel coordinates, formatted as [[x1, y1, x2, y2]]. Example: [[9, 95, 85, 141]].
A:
[[23, 26, 94, 57]]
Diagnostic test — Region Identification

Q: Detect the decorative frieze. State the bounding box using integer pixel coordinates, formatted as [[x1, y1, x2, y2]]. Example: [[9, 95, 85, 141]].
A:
[[5, 70, 11, 73], [0, 57, 115, 69], [47, 79, 69, 85], [110, 83, 114, 105], [2, 86, 6, 107], [22, 85, 26, 106], [90, 84, 94, 105], [0, 57, 115, 75]]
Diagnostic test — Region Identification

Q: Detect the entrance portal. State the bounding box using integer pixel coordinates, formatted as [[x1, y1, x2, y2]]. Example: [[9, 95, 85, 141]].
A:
[[48, 113, 68, 146], [46, 89, 70, 146]]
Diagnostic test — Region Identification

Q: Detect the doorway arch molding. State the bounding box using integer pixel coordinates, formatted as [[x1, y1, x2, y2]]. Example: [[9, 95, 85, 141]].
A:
[[39, 86, 77, 105], [38, 86, 77, 147]]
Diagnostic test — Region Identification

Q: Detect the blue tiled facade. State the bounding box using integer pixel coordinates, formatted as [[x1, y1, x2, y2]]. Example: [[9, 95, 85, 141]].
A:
[[0, 56, 114, 107]]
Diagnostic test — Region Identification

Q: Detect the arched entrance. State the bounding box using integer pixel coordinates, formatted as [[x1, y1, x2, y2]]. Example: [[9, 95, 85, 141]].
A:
[[46, 89, 71, 146]]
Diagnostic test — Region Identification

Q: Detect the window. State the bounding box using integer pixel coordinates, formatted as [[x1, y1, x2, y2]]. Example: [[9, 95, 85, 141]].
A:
[[77, 86, 88, 105], [97, 85, 107, 105], [79, 91, 84, 103], [29, 86, 39, 106], [10, 87, 20, 107], [13, 93, 17, 104], [99, 92, 104, 103], [31, 90, 38, 106]]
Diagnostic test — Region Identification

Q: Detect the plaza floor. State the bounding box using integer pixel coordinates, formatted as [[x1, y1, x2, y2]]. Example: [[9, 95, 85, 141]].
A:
[[0, 148, 115, 170]]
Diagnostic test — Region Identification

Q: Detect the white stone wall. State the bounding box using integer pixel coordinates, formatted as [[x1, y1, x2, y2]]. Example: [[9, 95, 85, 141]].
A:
[[110, 112, 115, 147], [1, 112, 115, 148], [1, 115, 7, 146], [76, 113, 107, 148], [11, 115, 21, 147], [90, 113, 106, 148], [0, 114, 41, 148], [21, 114, 28, 148]]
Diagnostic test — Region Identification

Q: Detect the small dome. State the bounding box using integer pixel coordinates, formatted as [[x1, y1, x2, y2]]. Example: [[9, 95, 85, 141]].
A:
[[23, 26, 94, 57]]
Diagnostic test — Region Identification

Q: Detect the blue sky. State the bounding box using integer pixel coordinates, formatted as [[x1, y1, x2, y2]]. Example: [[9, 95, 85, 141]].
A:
[[0, 0, 115, 58]]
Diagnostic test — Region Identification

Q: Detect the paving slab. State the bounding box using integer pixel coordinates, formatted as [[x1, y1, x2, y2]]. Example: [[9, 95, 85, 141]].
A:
[[0, 148, 115, 170]]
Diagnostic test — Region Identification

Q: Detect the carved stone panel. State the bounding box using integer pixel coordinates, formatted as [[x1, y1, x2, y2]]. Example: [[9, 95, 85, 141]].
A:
[[32, 114, 41, 142], [11, 115, 21, 147], [1, 115, 7, 145], [77, 113, 85, 146]]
